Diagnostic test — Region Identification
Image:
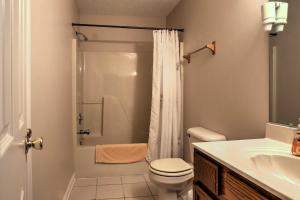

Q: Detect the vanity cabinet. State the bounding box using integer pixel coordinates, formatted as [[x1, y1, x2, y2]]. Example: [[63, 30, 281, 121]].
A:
[[194, 184, 213, 200], [193, 149, 281, 200]]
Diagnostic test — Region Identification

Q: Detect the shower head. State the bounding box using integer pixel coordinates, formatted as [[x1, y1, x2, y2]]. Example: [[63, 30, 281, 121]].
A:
[[75, 31, 88, 41]]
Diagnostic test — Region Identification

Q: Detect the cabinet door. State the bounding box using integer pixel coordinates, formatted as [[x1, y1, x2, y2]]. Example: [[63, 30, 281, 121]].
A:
[[194, 152, 220, 195], [194, 185, 213, 200], [224, 173, 269, 200]]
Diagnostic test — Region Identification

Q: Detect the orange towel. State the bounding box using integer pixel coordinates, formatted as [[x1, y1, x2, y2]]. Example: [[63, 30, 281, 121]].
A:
[[95, 143, 147, 164]]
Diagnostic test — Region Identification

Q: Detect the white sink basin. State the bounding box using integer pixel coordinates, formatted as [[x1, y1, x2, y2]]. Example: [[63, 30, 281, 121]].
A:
[[251, 154, 300, 186]]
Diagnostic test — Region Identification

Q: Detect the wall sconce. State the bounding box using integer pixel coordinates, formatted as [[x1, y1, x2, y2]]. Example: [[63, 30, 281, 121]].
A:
[[262, 2, 288, 33]]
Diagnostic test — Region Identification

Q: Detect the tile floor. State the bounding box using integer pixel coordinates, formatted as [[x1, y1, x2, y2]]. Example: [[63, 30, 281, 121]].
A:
[[69, 174, 159, 200]]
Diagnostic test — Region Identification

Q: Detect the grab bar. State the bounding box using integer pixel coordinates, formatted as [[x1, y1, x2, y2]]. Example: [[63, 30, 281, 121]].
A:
[[101, 97, 104, 136]]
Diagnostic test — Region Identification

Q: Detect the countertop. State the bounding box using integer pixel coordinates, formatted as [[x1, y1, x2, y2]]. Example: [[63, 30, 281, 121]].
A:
[[193, 138, 300, 200]]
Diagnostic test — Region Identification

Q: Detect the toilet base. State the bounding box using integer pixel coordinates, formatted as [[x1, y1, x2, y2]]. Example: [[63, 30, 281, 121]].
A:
[[159, 189, 177, 200]]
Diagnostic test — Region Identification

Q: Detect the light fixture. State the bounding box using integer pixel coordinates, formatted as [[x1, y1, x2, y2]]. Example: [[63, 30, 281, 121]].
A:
[[262, 2, 276, 31], [262, 2, 288, 33], [275, 2, 288, 32]]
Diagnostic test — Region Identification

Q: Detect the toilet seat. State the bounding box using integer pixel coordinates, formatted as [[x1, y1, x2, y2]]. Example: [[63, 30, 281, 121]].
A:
[[150, 158, 193, 177], [150, 167, 193, 177]]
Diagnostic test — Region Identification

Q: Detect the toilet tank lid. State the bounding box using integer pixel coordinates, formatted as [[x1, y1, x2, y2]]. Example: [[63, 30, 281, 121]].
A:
[[187, 127, 226, 142]]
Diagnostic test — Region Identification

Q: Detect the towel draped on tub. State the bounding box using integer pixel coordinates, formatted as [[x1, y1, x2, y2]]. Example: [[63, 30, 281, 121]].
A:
[[95, 143, 148, 164]]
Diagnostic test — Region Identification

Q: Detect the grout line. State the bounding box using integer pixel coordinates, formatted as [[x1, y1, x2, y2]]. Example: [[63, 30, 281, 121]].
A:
[[73, 185, 97, 188], [98, 183, 123, 186], [143, 174, 156, 196], [95, 182, 98, 200], [97, 177, 100, 185], [144, 180, 153, 196], [121, 181, 125, 199]]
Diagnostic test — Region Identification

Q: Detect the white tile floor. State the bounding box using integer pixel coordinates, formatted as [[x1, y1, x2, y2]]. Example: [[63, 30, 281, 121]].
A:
[[69, 174, 158, 200]]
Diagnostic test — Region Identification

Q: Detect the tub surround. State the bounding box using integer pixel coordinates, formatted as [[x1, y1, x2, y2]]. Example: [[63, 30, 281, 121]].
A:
[[193, 123, 299, 199]]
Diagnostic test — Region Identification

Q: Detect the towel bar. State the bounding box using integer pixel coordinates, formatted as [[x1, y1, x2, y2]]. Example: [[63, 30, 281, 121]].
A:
[[183, 41, 216, 63]]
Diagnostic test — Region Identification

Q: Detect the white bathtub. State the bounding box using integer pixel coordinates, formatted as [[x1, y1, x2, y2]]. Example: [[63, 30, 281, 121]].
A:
[[74, 145, 149, 178]]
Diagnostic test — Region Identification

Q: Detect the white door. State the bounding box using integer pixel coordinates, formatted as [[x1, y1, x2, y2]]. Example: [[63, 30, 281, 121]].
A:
[[0, 0, 40, 200]]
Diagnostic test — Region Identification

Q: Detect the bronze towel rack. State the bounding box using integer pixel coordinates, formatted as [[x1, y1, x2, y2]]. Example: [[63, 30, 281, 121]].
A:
[[183, 41, 216, 63]]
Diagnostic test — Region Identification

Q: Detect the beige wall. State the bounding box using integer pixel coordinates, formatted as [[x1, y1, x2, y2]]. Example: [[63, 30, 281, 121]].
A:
[[31, 0, 78, 199], [167, 0, 269, 159]]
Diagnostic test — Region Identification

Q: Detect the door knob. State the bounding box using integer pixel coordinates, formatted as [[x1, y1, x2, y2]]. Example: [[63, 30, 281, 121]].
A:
[[25, 129, 44, 154]]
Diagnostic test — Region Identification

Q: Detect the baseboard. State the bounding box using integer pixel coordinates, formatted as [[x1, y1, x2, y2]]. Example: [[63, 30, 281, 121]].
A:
[[63, 173, 75, 200]]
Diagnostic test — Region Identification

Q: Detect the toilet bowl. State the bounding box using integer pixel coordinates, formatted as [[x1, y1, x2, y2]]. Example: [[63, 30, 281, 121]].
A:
[[149, 158, 194, 200], [148, 127, 226, 200]]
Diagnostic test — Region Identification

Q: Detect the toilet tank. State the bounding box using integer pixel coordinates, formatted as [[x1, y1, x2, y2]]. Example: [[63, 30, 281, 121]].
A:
[[187, 127, 226, 163]]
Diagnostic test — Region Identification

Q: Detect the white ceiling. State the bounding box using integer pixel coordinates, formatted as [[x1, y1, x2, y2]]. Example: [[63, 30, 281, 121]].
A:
[[76, 0, 181, 17]]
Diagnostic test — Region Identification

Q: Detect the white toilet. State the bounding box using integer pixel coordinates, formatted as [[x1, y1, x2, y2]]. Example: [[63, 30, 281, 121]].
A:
[[149, 127, 226, 200]]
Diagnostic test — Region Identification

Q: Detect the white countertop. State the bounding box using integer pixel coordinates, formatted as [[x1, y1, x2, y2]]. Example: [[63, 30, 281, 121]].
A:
[[193, 138, 300, 200]]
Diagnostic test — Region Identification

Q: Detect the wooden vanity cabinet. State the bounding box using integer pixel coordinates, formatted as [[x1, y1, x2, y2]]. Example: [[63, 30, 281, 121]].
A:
[[193, 149, 281, 200], [194, 184, 213, 200]]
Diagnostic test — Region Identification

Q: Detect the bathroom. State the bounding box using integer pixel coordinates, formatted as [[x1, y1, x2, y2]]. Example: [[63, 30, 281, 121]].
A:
[[1, 0, 300, 200]]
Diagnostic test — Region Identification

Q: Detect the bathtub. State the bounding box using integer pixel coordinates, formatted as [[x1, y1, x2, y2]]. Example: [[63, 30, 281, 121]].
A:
[[74, 145, 149, 178]]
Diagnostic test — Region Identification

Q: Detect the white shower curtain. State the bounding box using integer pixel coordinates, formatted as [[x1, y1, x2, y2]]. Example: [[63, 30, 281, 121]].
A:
[[147, 30, 184, 161]]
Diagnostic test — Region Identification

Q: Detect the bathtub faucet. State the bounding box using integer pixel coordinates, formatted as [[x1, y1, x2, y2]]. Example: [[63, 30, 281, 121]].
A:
[[78, 129, 90, 135]]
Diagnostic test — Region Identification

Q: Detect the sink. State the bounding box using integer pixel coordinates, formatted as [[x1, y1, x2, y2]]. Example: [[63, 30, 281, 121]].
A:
[[251, 154, 300, 186]]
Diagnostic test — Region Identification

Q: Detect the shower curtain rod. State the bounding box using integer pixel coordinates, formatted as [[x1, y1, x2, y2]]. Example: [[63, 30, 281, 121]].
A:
[[72, 23, 184, 32]]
